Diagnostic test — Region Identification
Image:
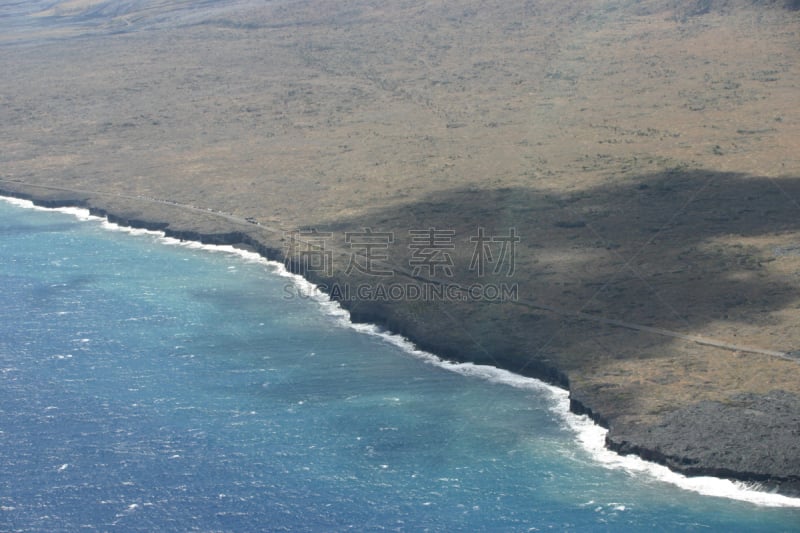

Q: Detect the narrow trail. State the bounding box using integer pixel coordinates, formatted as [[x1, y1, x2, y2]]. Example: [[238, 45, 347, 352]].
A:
[[2, 179, 796, 363]]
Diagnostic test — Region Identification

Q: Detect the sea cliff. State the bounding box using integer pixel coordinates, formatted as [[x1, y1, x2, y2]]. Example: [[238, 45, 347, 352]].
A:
[[3, 182, 799, 496]]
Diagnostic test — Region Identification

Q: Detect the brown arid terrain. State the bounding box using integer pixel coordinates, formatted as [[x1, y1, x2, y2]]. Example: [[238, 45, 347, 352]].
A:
[[2, 0, 800, 493]]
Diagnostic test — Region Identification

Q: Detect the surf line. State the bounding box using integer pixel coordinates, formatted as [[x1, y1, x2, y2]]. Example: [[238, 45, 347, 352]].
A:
[[2, 194, 799, 508]]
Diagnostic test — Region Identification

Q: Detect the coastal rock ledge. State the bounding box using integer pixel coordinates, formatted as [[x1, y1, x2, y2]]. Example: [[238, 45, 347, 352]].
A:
[[2, 186, 800, 499], [605, 391, 800, 496]]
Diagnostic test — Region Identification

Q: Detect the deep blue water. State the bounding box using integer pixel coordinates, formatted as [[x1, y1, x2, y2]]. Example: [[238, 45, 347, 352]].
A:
[[1, 199, 799, 532]]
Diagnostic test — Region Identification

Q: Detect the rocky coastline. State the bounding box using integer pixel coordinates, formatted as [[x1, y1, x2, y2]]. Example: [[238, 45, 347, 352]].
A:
[[4, 182, 799, 498], [3, 0, 800, 502]]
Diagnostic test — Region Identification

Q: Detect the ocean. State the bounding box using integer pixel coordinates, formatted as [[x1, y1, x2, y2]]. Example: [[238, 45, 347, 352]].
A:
[[1, 197, 799, 531]]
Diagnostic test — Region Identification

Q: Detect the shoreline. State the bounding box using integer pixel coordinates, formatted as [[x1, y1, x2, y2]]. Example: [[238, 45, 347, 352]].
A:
[[3, 185, 800, 506]]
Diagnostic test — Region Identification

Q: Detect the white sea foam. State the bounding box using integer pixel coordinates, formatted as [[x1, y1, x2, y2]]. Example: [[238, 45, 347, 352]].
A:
[[100, 220, 163, 237], [3, 194, 799, 508], [553, 396, 800, 508], [0, 196, 37, 209], [52, 206, 101, 222], [0, 196, 101, 221]]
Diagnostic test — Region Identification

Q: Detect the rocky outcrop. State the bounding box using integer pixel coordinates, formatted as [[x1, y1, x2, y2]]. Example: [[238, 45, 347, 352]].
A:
[[2, 186, 799, 498], [606, 390, 800, 496]]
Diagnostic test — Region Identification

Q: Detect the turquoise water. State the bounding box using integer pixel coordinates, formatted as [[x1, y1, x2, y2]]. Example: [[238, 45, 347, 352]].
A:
[[1, 199, 799, 531]]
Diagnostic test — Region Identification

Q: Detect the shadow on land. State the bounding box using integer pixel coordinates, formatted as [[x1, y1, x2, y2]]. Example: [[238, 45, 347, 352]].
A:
[[305, 168, 800, 375]]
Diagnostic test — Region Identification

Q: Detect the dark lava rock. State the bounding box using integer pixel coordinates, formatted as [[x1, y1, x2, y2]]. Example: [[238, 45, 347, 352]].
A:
[[607, 390, 800, 495]]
